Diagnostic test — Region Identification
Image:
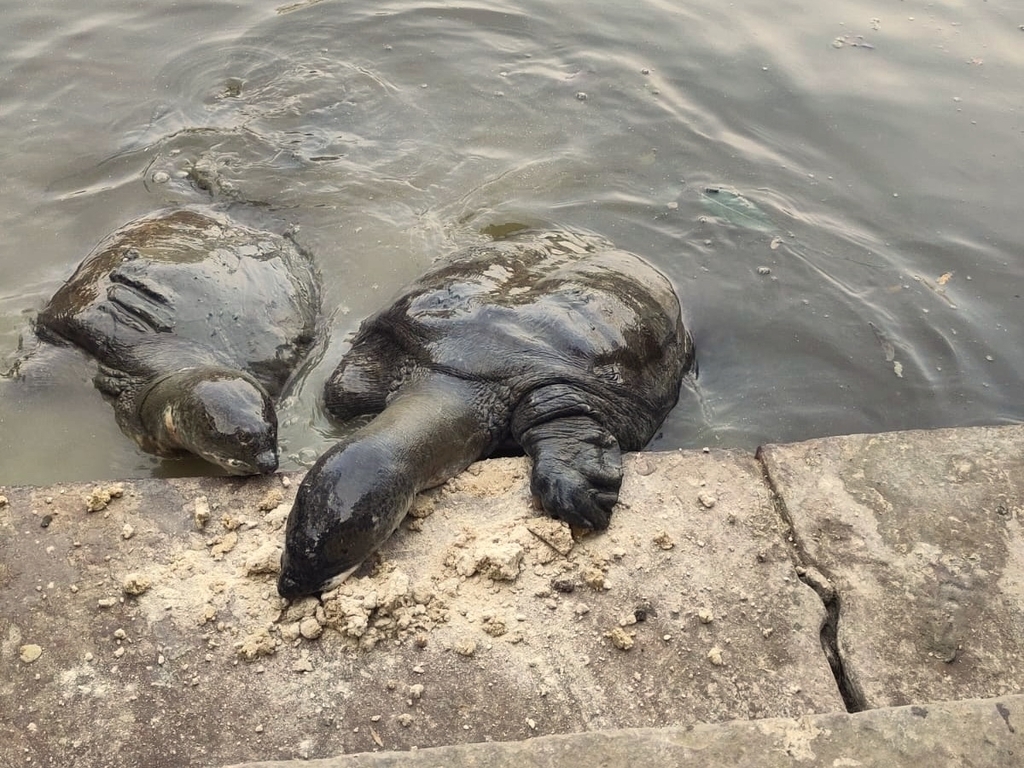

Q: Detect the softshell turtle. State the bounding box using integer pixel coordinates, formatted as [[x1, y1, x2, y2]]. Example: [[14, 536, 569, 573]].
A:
[[278, 229, 694, 597], [33, 208, 320, 474]]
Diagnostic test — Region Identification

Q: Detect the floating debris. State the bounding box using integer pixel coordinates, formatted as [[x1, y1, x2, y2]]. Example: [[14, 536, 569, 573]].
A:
[[699, 187, 775, 232]]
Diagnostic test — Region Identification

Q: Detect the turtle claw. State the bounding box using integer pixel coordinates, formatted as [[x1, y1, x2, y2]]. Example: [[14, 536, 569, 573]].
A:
[[523, 417, 623, 530]]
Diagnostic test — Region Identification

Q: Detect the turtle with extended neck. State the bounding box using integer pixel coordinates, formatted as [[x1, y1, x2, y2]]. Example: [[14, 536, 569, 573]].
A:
[[278, 229, 693, 597], [27, 208, 320, 474]]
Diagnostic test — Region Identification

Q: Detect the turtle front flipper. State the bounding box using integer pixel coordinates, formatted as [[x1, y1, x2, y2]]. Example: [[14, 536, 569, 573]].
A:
[[518, 415, 622, 529], [323, 332, 405, 422]]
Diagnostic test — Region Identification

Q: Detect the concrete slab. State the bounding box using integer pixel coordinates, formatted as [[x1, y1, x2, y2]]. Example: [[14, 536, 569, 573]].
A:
[[759, 425, 1024, 709], [226, 694, 1024, 768], [1, 450, 841, 767]]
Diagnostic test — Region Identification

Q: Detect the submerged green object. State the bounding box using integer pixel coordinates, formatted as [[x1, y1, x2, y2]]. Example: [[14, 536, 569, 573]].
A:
[[699, 187, 776, 232], [34, 208, 321, 474]]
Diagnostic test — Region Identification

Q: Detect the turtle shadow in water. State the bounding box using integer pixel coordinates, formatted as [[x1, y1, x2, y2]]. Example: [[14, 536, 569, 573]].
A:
[[9, 207, 322, 476], [278, 228, 696, 598]]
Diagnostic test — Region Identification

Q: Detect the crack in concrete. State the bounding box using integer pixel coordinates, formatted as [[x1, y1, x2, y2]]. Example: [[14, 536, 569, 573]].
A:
[[755, 447, 867, 713]]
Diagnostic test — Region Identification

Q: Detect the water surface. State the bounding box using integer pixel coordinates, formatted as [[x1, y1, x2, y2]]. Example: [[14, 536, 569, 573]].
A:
[[2, 0, 1022, 483]]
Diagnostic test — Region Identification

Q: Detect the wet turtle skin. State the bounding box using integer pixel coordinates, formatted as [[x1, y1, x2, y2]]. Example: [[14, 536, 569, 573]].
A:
[[279, 229, 693, 597], [35, 208, 320, 474]]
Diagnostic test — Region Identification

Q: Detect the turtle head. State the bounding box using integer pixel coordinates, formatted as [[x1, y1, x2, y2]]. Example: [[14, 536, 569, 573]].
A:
[[145, 368, 279, 475], [278, 435, 415, 598]]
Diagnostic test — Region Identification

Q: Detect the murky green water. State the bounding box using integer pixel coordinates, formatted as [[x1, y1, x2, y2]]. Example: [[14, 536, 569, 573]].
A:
[[1, 0, 1022, 484]]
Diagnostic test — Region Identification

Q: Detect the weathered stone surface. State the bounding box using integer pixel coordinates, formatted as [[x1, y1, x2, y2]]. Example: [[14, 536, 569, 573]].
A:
[[759, 425, 1024, 708], [0, 450, 840, 767], [227, 694, 1024, 768]]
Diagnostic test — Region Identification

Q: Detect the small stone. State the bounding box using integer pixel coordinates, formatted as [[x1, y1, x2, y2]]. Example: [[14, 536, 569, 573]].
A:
[[121, 524, 135, 540], [525, 517, 574, 555], [122, 573, 151, 596], [85, 486, 115, 512], [698, 608, 714, 624], [292, 657, 314, 673], [113, 629, 127, 640], [575, 91, 588, 101], [454, 639, 477, 657], [244, 541, 282, 575], [698, 492, 717, 509], [113, 647, 125, 659], [708, 646, 725, 666], [653, 531, 675, 550], [551, 578, 576, 593], [756, 266, 771, 276], [408, 683, 424, 700], [298, 617, 323, 640], [397, 713, 414, 728], [0, 495, 7, 507], [97, 597, 118, 608], [257, 488, 285, 512], [605, 627, 634, 650], [581, 566, 608, 590], [152, 171, 170, 184], [194, 496, 211, 529], [255, 725, 264, 733], [19, 644, 42, 663]]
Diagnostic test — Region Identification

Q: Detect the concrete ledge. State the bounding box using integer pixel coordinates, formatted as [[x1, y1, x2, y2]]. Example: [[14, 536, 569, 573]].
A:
[[760, 425, 1024, 708], [3, 424, 1024, 766], [228, 694, 1024, 767]]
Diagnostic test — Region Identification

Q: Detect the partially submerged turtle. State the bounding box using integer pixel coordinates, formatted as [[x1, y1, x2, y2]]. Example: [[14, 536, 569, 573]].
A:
[[278, 229, 694, 597], [32, 208, 320, 474]]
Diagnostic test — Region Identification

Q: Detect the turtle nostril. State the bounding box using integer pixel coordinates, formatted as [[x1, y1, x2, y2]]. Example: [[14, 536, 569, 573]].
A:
[[255, 450, 278, 474], [277, 571, 303, 599]]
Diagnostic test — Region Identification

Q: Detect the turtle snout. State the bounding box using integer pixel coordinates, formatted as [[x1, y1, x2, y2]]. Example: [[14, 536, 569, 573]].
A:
[[277, 569, 305, 599], [255, 449, 278, 474]]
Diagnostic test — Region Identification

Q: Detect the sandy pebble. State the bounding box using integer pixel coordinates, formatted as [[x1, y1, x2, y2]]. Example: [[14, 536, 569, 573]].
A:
[[698, 492, 718, 509], [605, 627, 634, 650], [454, 639, 477, 657], [408, 683, 424, 700], [19, 644, 43, 663], [121, 524, 135, 540], [707, 646, 725, 666], [97, 597, 118, 608], [193, 496, 211, 529], [113, 647, 125, 659], [698, 608, 714, 624], [653, 531, 675, 550], [85, 484, 123, 513], [122, 573, 151, 596], [0, 495, 7, 507], [299, 617, 323, 640], [257, 488, 285, 512], [397, 713, 414, 727]]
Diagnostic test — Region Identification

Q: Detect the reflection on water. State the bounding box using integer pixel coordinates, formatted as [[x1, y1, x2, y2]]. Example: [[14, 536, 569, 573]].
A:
[[1, 0, 1022, 484]]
